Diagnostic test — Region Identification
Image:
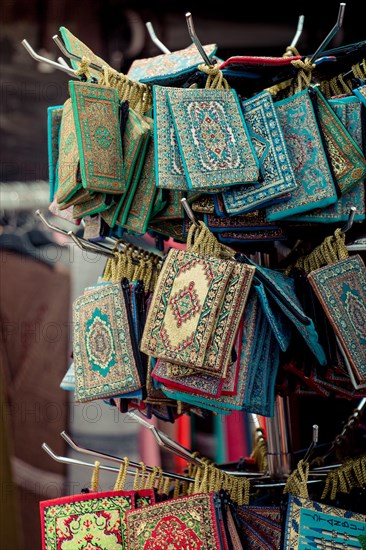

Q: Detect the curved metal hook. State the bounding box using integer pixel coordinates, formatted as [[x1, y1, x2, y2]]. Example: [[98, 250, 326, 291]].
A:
[[310, 3, 346, 63], [185, 12, 215, 67], [146, 22, 171, 54], [52, 34, 104, 73], [21, 39, 77, 77], [181, 197, 200, 227], [290, 15, 305, 49]]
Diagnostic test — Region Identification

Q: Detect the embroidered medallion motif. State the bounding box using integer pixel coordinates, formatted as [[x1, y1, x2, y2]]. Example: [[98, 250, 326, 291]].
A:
[[266, 89, 338, 220], [40, 491, 134, 550], [125, 493, 221, 550], [69, 81, 126, 194], [140, 249, 233, 368], [169, 281, 201, 327], [166, 87, 260, 190], [308, 255, 366, 385], [56, 98, 82, 204], [127, 42, 217, 84], [222, 90, 297, 215], [73, 283, 142, 401]]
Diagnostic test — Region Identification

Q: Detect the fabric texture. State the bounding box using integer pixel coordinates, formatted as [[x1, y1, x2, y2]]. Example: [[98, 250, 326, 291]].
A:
[[282, 494, 366, 549], [266, 89, 338, 220], [73, 282, 142, 402], [167, 86, 260, 190], [222, 90, 297, 214], [59, 26, 110, 80], [47, 105, 63, 201], [69, 81, 126, 193], [308, 254, 366, 385], [125, 493, 222, 550], [140, 249, 234, 368], [40, 491, 134, 549], [56, 98, 82, 204]]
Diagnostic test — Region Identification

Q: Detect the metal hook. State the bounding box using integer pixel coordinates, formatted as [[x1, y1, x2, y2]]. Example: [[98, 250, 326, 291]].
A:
[[146, 22, 171, 54], [310, 3, 346, 63], [303, 424, 319, 463], [21, 39, 77, 77], [52, 34, 104, 73], [340, 205, 356, 234], [127, 410, 203, 465], [290, 15, 305, 49], [57, 56, 73, 70], [185, 12, 215, 67], [181, 197, 200, 227]]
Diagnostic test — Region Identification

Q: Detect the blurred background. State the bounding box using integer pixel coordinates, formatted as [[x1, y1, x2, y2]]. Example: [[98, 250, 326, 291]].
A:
[[0, 1, 365, 548]]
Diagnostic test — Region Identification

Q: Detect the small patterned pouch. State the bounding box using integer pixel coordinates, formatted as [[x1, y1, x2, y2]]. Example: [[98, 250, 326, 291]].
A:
[[73, 281, 144, 402], [282, 494, 366, 549], [140, 248, 234, 369], [123, 127, 157, 236], [40, 490, 135, 549], [72, 192, 112, 218], [56, 98, 82, 204], [266, 88, 338, 220], [69, 80, 126, 194], [353, 82, 366, 106], [288, 94, 366, 223], [222, 90, 297, 215], [47, 105, 63, 201], [125, 492, 226, 550], [308, 254, 366, 386], [127, 42, 218, 85], [310, 86, 366, 195], [167, 86, 260, 191]]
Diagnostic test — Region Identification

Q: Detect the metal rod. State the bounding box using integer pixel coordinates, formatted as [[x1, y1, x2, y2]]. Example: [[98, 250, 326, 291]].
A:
[[340, 205, 357, 233], [181, 197, 200, 227], [67, 231, 114, 258], [146, 22, 171, 54], [52, 34, 103, 72], [290, 15, 305, 48], [310, 3, 346, 63], [185, 12, 214, 67], [21, 39, 76, 77]]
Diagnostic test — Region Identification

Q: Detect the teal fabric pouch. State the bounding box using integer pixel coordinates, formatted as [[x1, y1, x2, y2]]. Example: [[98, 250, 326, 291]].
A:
[[222, 90, 297, 215], [47, 105, 63, 201], [266, 89, 338, 221]]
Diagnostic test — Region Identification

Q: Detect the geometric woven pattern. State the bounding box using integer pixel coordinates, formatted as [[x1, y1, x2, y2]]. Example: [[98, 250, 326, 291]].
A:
[[125, 493, 222, 550], [140, 249, 234, 369], [266, 89, 338, 220], [222, 90, 297, 214], [308, 254, 366, 385], [127, 42, 218, 85], [40, 491, 134, 550], [73, 282, 142, 402], [166, 87, 260, 190], [69, 81, 126, 193]]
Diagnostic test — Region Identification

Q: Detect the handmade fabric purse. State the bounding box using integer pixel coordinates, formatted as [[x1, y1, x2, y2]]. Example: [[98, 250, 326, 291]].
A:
[[307, 254, 366, 387], [266, 88, 338, 221], [47, 105, 63, 201], [221, 90, 297, 215], [69, 80, 126, 194], [127, 42, 218, 85], [72, 280, 144, 402], [282, 494, 366, 549], [125, 492, 229, 550], [289, 94, 366, 223], [55, 98, 82, 204]]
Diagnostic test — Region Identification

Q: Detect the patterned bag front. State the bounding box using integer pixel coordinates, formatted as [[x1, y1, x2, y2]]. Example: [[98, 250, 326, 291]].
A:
[[166, 86, 260, 191], [69, 80, 126, 194], [127, 42, 218, 85], [282, 494, 366, 549], [40, 490, 134, 550], [47, 105, 63, 201], [56, 98, 82, 204], [140, 249, 234, 368], [59, 26, 110, 80], [73, 282, 143, 402], [266, 88, 338, 220], [125, 493, 225, 550], [222, 90, 297, 215], [307, 254, 366, 386]]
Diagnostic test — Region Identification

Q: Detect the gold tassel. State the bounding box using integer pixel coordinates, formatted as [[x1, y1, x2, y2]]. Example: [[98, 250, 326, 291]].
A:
[[90, 461, 100, 492]]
